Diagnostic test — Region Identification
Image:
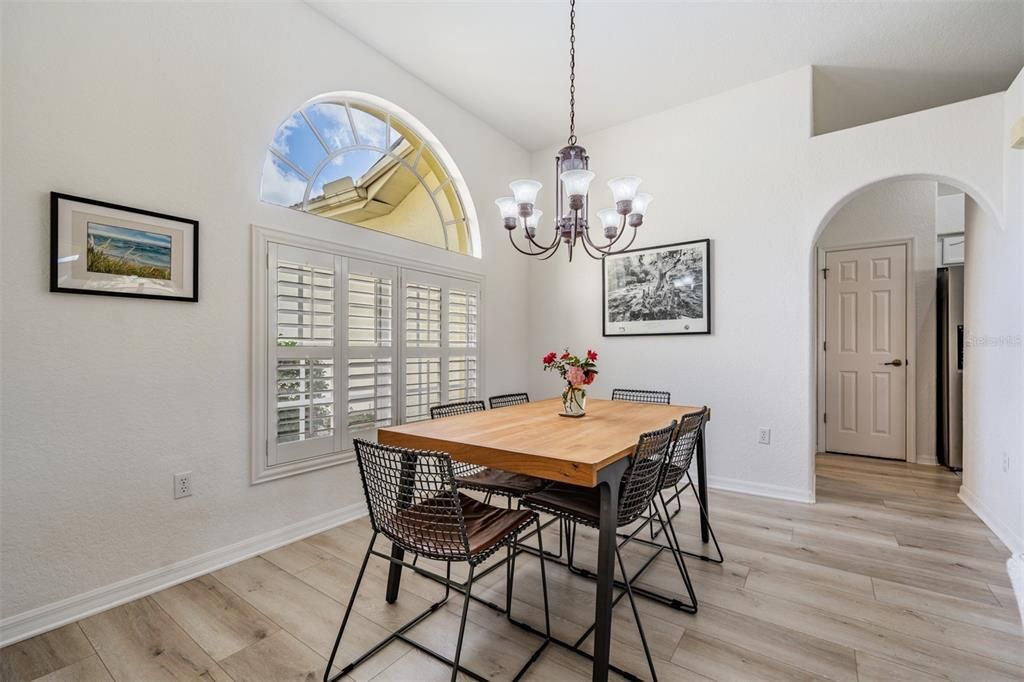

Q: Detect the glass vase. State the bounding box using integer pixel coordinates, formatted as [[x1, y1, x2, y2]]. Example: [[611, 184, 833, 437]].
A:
[[561, 386, 587, 417]]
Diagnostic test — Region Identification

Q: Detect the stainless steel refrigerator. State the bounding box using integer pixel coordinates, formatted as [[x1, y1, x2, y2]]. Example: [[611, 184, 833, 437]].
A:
[[936, 267, 964, 470]]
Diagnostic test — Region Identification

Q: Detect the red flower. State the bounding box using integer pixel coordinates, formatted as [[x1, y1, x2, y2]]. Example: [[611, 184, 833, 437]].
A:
[[583, 371, 596, 385], [560, 352, 570, 360], [542, 352, 557, 365], [587, 349, 598, 361]]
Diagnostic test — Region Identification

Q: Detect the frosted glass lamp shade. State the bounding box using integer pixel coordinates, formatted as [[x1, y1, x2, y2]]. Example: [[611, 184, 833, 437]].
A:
[[597, 208, 620, 229], [494, 197, 518, 219], [630, 193, 653, 216], [560, 169, 596, 197], [525, 209, 543, 229], [510, 179, 543, 206], [607, 176, 642, 203]]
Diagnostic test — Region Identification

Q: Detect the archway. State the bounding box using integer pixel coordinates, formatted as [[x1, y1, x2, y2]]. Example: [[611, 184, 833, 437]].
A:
[[810, 174, 1003, 495]]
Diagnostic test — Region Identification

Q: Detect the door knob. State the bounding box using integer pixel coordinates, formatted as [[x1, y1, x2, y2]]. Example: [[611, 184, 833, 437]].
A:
[[882, 359, 903, 367]]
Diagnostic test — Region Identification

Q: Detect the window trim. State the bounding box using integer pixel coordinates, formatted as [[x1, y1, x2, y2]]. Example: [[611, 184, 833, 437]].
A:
[[251, 224, 485, 484]]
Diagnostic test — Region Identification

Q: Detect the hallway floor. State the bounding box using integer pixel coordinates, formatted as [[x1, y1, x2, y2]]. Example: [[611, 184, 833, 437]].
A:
[[2, 454, 1020, 681]]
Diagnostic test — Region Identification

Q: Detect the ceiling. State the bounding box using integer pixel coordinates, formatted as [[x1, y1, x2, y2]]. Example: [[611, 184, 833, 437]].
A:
[[311, 1, 1024, 151]]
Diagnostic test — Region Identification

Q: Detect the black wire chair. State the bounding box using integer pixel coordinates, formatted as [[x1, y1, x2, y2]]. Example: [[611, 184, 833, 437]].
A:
[[521, 421, 680, 681], [324, 440, 551, 682], [611, 388, 671, 405], [488, 392, 530, 409], [430, 400, 548, 502], [429, 401, 487, 478], [655, 407, 722, 563]]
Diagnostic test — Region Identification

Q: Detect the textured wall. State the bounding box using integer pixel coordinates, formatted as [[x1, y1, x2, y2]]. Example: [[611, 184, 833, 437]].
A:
[[0, 1, 530, 621], [529, 67, 1007, 508]]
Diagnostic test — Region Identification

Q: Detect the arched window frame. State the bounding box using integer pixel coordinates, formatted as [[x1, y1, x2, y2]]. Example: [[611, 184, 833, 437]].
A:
[[261, 92, 481, 258]]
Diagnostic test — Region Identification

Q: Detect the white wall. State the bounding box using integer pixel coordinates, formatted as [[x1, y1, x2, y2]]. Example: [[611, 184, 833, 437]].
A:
[[529, 69, 815, 502], [815, 180, 939, 463], [959, 66, 1024, 557], [528, 68, 1012, 520], [0, 1, 531, 634], [961, 194, 1022, 554]]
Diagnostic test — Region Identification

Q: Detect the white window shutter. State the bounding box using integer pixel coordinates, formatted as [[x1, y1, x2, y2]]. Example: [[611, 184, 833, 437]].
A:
[[343, 258, 397, 449], [402, 270, 445, 421], [267, 243, 342, 466], [447, 285, 480, 401], [256, 231, 484, 482]]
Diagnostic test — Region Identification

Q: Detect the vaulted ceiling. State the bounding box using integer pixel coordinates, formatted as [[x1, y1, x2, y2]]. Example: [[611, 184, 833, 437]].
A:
[[311, 1, 1024, 150]]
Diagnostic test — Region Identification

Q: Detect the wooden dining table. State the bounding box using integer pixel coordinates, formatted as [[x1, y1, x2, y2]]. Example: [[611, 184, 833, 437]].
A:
[[377, 397, 709, 681]]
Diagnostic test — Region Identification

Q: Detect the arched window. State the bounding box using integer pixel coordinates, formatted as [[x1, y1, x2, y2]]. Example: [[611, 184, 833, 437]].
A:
[[261, 93, 478, 257]]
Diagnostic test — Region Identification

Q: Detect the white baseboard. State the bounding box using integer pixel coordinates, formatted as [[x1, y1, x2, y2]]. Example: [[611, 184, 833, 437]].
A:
[[957, 486, 1024, 555], [706, 475, 814, 504], [1008, 555, 1024, 630], [0, 502, 367, 648]]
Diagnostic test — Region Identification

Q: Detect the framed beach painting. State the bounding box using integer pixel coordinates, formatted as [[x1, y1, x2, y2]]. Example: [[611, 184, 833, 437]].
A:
[[602, 238, 711, 336], [50, 193, 198, 302]]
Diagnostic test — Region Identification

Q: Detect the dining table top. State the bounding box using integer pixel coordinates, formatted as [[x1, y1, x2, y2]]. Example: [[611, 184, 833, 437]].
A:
[[377, 398, 707, 487]]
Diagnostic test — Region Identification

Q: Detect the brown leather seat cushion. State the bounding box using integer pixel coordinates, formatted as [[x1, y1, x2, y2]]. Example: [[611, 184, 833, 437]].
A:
[[456, 468, 549, 496], [522, 483, 602, 526], [393, 492, 534, 558], [459, 493, 535, 555]]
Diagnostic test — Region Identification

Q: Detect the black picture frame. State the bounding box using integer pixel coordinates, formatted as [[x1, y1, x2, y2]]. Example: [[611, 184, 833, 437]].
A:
[[50, 192, 199, 302], [601, 238, 712, 337]]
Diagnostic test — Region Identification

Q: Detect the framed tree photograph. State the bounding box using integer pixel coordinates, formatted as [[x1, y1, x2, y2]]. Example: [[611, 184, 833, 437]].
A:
[[51, 192, 198, 302], [602, 238, 711, 336]]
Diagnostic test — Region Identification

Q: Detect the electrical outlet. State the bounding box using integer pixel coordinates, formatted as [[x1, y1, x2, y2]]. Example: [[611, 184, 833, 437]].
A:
[[174, 471, 192, 499], [1003, 452, 1010, 473], [758, 428, 771, 445]]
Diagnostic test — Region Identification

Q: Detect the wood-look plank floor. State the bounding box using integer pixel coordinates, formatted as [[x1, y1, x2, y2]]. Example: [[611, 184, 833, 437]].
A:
[[2, 455, 1020, 681]]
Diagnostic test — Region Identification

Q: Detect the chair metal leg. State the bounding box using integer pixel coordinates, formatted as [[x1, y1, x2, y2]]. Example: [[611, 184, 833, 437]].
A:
[[615, 547, 658, 682], [324, 533, 377, 682], [535, 518, 552, 638], [653, 494, 698, 611], [686, 472, 724, 563], [451, 565, 475, 682]]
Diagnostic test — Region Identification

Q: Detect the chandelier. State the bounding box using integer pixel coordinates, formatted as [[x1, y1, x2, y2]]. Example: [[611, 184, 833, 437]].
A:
[[494, 0, 652, 261]]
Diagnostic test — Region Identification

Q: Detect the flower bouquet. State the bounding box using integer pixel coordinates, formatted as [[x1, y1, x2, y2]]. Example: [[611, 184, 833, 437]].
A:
[[543, 348, 598, 417]]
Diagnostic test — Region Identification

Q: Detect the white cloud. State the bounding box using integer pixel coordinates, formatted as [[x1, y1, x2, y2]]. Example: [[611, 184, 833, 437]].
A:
[[260, 154, 307, 207]]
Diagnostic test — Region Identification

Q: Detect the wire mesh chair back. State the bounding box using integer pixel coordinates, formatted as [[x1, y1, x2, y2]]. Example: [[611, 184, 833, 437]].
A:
[[430, 400, 486, 419], [611, 388, 671, 405], [353, 439, 471, 562], [618, 421, 677, 525], [662, 407, 708, 489], [488, 392, 530, 409], [428, 401, 486, 478]]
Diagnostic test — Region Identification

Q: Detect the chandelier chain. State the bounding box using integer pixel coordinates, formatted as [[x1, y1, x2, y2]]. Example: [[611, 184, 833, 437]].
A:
[[568, 0, 576, 146]]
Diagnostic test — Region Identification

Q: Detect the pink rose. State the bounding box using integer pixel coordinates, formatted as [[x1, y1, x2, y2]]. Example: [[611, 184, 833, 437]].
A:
[[566, 366, 586, 387]]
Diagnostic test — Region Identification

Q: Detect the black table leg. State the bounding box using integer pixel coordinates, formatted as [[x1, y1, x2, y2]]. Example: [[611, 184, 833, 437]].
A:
[[697, 428, 709, 543], [592, 460, 625, 682], [385, 452, 416, 604], [385, 545, 405, 604]]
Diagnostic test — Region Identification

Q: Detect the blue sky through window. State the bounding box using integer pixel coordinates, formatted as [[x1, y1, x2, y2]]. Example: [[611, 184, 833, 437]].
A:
[[260, 100, 470, 255]]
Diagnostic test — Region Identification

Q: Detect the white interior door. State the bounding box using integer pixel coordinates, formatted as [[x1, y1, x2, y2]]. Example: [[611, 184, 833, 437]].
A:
[[825, 244, 908, 459]]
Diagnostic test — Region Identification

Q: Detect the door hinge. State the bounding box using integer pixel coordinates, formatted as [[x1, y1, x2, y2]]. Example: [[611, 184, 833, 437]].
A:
[[823, 341, 827, 351], [823, 413, 827, 423], [822, 268, 829, 279]]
